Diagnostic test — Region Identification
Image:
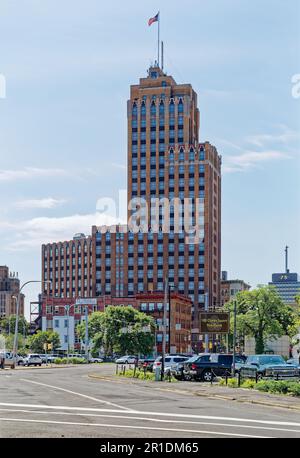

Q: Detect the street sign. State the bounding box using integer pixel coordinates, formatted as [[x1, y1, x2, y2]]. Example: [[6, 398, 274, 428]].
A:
[[76, 298, 97, 305], [199, 312, 230, 334]]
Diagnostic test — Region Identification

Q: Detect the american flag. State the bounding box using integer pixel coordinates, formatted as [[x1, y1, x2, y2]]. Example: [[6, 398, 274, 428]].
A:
[[148, 12, 159, 27]]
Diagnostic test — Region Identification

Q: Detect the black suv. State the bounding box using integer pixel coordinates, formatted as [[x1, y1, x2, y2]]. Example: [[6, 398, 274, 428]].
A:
[[184, 353, 247, 382]]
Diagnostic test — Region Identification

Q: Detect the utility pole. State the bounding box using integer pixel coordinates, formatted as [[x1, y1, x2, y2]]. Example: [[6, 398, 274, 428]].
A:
[[161, 277, 168, 381], [168, 283, 174, 354], [232, 299, 237, 377], [204, 292, 209, 352], [84, 305, 89, 363]]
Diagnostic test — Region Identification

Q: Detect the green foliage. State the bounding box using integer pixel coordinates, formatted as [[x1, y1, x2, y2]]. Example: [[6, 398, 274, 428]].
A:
[[219, 377, 300, 396], [27, 330, 60, 353], [225, 285, 298, 354], [0, 315, 29, 335], [54, 357, 86, 365], [116, 368, 177, 382], [240, 379, 257, 389], [256, 380, 300, 396], [77, 306, 155, 356], [227, 378, 239, 388], [3, 333, 27, 352]]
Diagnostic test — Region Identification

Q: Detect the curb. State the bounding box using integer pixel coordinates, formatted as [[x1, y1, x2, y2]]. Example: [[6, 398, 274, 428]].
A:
[[14, 364, 77, 371], [88, 373, 300, 411]]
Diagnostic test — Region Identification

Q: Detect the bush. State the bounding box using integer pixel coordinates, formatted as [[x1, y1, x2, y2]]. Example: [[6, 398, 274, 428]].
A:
[[256, 380, 300, 396], [241, 379, 257, 389], [227, 378, 239, 388], [54, 357, 86, 365], [117, 368, 177, 382]]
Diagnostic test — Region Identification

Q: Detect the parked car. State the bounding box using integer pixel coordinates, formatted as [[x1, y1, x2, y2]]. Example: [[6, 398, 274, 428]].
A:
[[239, 355, 300, 380], [23, 354, 43, 367], [2, 353, 24, 367], [287, 357, 300, 368], [153, 355, 190, 375], [174, 354, 211, 380], [89, 357, 103, 363], [46, 354, 61, 363], [183, 353, 247, 382], [38, 354, 48, 364], [138, 358, 155, 372], [115, 355, 137, 364]]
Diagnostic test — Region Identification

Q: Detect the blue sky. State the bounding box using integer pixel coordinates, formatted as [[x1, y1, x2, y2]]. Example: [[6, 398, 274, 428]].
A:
[[0, 0, 299, 317]]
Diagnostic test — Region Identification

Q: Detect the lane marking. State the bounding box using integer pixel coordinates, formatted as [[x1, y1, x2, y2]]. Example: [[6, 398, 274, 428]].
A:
[[20, 378, 132, 412], [0, 408, 299, 434], [0, 417, 269, 438], [0, 402, 299, 427]]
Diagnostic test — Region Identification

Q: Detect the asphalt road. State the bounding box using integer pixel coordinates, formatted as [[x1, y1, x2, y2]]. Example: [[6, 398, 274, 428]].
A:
[[0, 364, 300, 438]]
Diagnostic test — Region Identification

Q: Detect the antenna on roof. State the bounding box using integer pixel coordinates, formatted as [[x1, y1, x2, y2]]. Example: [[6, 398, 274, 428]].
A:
[[285, 245, 290, 274]]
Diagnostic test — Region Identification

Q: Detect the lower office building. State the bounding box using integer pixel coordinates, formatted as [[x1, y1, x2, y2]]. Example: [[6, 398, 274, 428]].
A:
[[41, 292, 192, 354]]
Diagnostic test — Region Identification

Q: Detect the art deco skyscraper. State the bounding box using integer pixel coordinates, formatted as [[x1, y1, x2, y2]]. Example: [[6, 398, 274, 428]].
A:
[[126, 65, 221, 331]]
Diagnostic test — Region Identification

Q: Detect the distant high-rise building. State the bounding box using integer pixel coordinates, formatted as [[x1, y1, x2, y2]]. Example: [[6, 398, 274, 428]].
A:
[[269, 247, 300, 305], [0, 266, 24, 318], [220, 271, 250, 306]]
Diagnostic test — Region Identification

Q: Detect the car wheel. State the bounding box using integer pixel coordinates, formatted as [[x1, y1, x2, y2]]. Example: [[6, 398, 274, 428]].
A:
[[202, 370, 213, 382], [17, 361, 22, 366]]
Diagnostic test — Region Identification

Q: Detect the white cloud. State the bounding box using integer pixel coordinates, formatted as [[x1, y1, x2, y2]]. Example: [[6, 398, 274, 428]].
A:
[[111, 163, 127, 170], [14, 198, 67, 209], [0, 167, 69, 182], [246, 126, 300, 148], [0, 211, 126, 251], [223, 150, 289, 173]]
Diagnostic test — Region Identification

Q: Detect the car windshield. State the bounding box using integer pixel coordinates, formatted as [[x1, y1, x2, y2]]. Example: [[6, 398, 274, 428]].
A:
[[258, 356, 285, 365]]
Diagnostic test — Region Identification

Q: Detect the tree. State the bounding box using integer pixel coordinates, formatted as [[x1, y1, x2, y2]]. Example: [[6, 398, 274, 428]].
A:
[[27, 330, 60, 353], [4, 333, 27, 353], [77, 306, 155, 356], [225, 285, 298, 354], [0, 315, 29, 336]]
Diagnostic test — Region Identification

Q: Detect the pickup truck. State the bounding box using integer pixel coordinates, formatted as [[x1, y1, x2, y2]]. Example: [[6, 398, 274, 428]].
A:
[[239, 355, 300, 380], [183, 353, 247, 382], [0, 352, 24, 368]]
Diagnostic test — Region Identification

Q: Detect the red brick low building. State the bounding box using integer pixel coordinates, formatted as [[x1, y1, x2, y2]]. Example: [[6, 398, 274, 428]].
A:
[[41, 292, 192, 355]]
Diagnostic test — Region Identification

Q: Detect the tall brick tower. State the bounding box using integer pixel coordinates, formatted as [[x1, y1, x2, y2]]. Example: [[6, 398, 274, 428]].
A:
[[127, 65, 222, 340]]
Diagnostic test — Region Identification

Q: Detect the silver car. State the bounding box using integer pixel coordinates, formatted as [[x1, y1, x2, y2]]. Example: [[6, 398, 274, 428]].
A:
[[23, 354, 42, 367]]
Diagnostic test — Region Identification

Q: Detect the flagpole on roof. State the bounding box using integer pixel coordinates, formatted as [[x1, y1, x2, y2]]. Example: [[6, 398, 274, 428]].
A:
[[157, 11, 160, 67]]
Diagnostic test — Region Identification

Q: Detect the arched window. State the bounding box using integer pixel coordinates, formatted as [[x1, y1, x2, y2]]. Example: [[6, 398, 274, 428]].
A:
[[189, 148, 195, 161], [141, 102, 146, 116], [159, 101, 164, 115], [178, 98, 184, 113], [132, 103, 137, 116], [179, 147, 185, 162], [169, 100, 175, 114], [169, 148, 174, 162], [150, 101, 156, 115]]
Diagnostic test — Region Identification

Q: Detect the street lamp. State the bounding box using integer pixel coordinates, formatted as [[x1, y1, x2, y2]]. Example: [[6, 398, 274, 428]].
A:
[[168, 283, 175, 354], [64, 302, 89, 363], [12, 296, 26, 342], [12, 280, 51, 367]]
